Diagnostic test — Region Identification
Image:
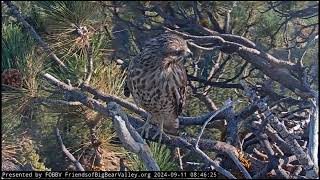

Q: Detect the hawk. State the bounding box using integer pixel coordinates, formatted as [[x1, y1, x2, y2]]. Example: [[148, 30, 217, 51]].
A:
[[124, 33, 192, 142]]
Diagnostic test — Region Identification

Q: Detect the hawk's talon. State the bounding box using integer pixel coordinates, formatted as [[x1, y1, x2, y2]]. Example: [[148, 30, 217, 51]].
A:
[[137, 122, 151, 139], [152, 128, 164, 144], [137, 114, 152, 139], [152, 121, 164, 144]]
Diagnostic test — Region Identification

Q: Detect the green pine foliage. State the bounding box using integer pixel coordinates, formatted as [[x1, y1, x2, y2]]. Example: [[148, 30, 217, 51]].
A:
[[127, 141, 178, 171], [1, 23, 35, 71]]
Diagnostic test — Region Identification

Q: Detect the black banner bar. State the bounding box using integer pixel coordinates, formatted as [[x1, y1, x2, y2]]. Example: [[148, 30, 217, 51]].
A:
[[1, 171, 219, 179]]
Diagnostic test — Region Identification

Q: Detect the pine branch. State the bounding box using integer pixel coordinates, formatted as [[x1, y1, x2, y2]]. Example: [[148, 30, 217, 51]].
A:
[[4, 1, 67, 68]]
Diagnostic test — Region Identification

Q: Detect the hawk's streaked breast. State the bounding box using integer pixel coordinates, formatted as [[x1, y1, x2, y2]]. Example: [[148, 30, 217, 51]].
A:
[[125, 33, 191, 135]]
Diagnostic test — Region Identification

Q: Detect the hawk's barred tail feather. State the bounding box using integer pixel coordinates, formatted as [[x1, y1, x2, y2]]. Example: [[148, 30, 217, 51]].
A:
[[124, 81, 131, 97]]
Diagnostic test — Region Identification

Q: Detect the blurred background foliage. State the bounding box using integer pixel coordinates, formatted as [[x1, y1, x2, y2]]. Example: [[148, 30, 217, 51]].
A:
[[1, 1, 318, 171]]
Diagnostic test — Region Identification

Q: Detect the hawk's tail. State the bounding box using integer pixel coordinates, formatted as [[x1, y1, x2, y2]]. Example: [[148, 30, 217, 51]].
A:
[[123, 81, 131, 97]]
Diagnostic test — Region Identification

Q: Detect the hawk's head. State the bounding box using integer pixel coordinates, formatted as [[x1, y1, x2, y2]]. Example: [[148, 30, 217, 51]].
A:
[[143, 33, 193, 64]]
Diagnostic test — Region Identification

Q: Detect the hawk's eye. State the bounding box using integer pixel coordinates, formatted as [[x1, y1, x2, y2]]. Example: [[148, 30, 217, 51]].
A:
[[174, 50, 184, 56]]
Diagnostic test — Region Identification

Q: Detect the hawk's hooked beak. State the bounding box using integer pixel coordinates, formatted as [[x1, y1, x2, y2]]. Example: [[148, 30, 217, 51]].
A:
[[184, 50, 193, 59]]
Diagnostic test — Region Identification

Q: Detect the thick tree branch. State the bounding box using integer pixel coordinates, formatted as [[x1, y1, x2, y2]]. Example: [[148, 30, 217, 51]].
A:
[[41, 72, 239, 154], [107, 102, 160, 171], [40, 72, 250, 178], [80, 83, 149, 119]]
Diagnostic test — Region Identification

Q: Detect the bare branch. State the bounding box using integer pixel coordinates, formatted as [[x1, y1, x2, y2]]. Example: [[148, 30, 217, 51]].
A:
[[55, 127, 85, 171], [187, 75, 243, 89], [193, 93, 218, 111], [308, 96, 319, 169], [35, 98, 82, 106], [206, 11, 223, 33], [227, 151, 252, 179], [194, 145, 236, 179], [188, 41, 222, 51], [41, 73, 111, 116], [225, 102, 238, 145], [240, 80, 318, 178], [195, 99, 233, 148], [165, 27, 315, 98], [80, 83, 149, 119], [223, 10, 231, 33], [41, 72, 238, 149], [84, 43, 94, 84], [107, 102, 160, 171], [88, 125, 102, 166]]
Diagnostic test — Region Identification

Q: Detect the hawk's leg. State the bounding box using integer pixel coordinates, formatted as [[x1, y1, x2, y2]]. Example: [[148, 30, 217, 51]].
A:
[[137, 113, 152, 139], [152, 120, 164, 144]]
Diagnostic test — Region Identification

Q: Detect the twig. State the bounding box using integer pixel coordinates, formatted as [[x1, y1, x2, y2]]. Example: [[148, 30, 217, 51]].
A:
[[227, 151, 252, 179], [42, 73, 110, 116], [308, 95, 319, 169], [195, 99, 233, 148], [194, 145, 236, 179], [206, 11, 223, 33], [186, 161, 205, 166], [55, 127, 85, 171], [224, 98, 251, 179], [165, 26, 257, 49], [253, 148, 268, 159], [187, 41, 222, 51], [253, 131, 284, 178], [189, 99, 239, 178], [120, 158, 126, 171], [84, 43, 93, 84], [225, 101, 238, 145], [187, 75, 243, 89], [265, 125, 292, 154], [164, 27, 225, 43], [276, 159, 290, 179], [35, 98, 82, 106], [176, 148, 184, 170], [273, 143, 285, 156], [88, 126, 102, 166], [253, 156, 278, 179], [193, 93, 218, 111]]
